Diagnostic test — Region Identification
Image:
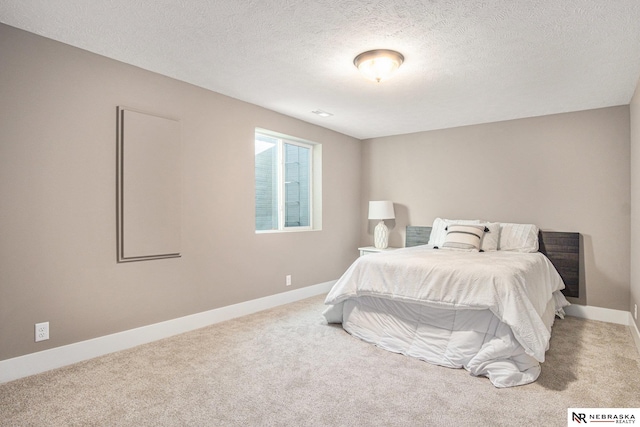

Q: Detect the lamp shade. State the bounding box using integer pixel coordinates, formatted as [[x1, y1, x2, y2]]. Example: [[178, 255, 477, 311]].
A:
[[368, 201, 395, 220]]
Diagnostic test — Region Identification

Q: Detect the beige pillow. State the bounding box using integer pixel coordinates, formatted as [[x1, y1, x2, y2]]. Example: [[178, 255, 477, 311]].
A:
[[441, 224, 486, 251], [428, 218, 483, 247]]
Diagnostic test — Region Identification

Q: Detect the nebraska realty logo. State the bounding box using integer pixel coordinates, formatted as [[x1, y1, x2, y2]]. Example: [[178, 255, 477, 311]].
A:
[[568, 408, 639, 424]]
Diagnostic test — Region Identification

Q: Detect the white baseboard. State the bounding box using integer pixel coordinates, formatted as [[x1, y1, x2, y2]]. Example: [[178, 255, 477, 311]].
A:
[[0, 281, 335, 384], [565, 304, 640, 356], [564, 304, 630, 325]]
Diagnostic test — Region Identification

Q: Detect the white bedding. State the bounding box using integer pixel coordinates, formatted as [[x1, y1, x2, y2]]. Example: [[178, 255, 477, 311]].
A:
[[323, 245, 570, 387]]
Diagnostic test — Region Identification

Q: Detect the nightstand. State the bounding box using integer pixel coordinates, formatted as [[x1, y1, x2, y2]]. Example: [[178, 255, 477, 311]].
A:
[[358, 246, 400, 257]]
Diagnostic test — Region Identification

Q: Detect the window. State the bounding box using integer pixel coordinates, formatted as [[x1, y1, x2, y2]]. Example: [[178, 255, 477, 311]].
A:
[[255, 129, 320, 232]]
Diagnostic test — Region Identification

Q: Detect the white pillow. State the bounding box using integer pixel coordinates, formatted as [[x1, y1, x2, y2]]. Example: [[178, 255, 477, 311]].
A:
[[479, 222, 500, 252], [441, 224, 486, 251], [498, 223, 539, 252], [428, 218, 483, 247]]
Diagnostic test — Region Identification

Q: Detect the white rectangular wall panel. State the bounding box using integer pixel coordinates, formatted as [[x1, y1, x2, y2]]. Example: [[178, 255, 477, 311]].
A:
[[117, 107, 181, 262]]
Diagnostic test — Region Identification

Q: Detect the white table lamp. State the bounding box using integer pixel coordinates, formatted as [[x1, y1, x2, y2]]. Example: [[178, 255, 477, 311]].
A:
[[368, 201, 395, 249]]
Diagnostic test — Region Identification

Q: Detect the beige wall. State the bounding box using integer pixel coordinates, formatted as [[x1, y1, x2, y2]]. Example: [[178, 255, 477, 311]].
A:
[[361, 107, 631, 311], [631, 76, 640, 331], [0, 24, 362, 361]]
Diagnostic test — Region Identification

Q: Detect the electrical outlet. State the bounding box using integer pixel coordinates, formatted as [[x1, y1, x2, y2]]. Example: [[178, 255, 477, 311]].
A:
[[35, 322, 49, 342], [286, 275, 292, 286]]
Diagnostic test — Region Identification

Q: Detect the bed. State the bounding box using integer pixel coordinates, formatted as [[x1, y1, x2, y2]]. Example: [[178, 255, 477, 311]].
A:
[[323, 219, 579, 387]]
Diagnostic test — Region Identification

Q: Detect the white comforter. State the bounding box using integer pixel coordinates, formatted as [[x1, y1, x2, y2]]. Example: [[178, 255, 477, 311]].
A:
[[324, 246, 569, 364]]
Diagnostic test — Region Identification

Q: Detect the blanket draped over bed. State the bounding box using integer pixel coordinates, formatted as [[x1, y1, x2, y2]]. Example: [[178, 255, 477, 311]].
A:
[[323, 245, 570, 387]]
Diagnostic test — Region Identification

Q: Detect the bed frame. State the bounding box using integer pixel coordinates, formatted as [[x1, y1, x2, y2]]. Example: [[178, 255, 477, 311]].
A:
[[405, 226, 580, 298]]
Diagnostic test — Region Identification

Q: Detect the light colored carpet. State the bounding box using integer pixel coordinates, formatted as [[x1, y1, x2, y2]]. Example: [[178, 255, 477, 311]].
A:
[[1, 295, 639, 426]]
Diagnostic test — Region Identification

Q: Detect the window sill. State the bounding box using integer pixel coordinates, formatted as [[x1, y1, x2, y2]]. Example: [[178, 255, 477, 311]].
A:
[[255, 228, 321, 234]]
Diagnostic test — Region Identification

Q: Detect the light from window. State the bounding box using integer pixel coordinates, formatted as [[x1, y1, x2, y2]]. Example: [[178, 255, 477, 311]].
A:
[[255, 130, 315, 232]]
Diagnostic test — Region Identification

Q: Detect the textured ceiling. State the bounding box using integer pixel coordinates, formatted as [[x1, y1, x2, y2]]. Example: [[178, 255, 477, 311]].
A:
[[2, 0, 640, 139]]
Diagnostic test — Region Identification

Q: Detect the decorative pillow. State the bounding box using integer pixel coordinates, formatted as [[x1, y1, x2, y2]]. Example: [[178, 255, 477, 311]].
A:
[[498, 223, 539, 252], [428, 218, 483, 247], [441, 224, 487, 251], [479, 222, 500, 252]]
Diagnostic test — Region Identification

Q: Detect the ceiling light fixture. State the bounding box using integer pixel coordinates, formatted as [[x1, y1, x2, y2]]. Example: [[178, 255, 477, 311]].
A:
[[354, 49, 404, 83], [312, 109, 333, 118]]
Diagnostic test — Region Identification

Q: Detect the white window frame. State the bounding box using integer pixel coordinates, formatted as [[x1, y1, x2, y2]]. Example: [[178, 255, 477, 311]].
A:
[[255, 129, 320, 233]]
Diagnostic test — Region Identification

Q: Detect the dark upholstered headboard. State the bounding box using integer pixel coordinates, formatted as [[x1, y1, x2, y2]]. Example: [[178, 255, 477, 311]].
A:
[[405, 226, 580, 298], [538, 232, 579, 298], [406, 226, 432, 248]]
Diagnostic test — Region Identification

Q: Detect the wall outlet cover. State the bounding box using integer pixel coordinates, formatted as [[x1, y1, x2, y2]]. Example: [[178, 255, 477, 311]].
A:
[[35, 322, 49, 342]]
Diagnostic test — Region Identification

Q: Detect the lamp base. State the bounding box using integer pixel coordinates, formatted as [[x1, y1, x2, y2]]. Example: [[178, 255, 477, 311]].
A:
[[374, 220, 389, 249]]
